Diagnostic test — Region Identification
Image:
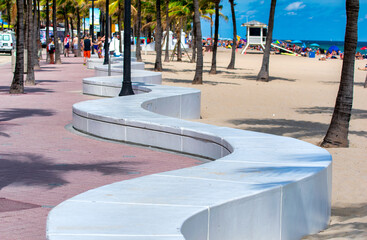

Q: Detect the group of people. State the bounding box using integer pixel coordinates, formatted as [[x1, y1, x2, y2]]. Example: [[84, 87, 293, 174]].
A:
[[46, 32, 121, 65]]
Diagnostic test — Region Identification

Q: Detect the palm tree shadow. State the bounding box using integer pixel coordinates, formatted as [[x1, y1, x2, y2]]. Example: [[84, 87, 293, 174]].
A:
[[0, 152, 143, 191], [164, 78, 240, 85], [303, 203, 367, 239], [0, 108, 55, 121], [224, 74, 296, 82], [0, 86, 54, 93], [227, 118, 367, 138], [296, 107, 367, 120]]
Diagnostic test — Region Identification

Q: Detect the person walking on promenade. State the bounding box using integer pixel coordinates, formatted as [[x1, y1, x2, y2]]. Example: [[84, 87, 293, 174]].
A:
[[73, 36, 79, 57], [82, 35, 92, 65], [47, 38, 55, 64], [64, 34, 71, 57]]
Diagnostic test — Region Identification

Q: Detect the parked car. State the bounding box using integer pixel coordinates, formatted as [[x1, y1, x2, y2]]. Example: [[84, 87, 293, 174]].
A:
[[0, 31, 16, 55]]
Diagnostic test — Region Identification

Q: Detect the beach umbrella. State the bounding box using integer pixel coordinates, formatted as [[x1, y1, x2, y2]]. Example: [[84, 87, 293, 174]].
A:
[[310, 43, 319, 47], [291, 40, 302, 44], [272, 40, 281, 44], [328, 45, 339, 53], [361, 46, 367, 50]]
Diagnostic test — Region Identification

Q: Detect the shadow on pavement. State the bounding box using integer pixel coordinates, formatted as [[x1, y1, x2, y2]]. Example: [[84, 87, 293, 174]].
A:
[[0, 152, 143, 191], [0, 108, 55, 122]]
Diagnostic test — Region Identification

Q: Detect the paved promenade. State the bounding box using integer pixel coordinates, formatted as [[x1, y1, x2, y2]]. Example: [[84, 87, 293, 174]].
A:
[[0, 56, 202, 240]]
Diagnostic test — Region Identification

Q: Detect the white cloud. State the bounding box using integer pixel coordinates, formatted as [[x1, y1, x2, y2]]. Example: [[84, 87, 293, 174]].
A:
[[365, 14, 367, 19], [287, 12, 297, 16], [308, 16, 313, 19], [285, 2, 306, 11], [260, 0, 265, 4]]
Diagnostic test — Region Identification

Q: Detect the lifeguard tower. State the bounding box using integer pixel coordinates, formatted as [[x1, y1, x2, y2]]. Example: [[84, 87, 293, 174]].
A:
[[241, 20, 267, 54]]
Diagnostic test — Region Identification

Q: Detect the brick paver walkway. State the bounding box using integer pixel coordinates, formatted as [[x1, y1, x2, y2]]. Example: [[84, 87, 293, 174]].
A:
[[0, 56, 202, 240]]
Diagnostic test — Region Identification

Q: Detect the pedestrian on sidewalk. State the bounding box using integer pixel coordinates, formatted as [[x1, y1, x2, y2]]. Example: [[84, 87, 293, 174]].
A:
[[47, 38, 55, 64], [82, 34, 92, 65], [64, 34, 71, 57]]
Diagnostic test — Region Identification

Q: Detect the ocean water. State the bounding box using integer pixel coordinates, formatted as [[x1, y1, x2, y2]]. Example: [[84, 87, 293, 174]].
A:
[[300, 40, 367, 53]]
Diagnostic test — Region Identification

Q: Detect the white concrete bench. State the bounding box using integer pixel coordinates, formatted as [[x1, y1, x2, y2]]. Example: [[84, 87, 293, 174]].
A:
[[87, 57, 138, 69], [83, 70, 162, 96], [94, 62, 145, 76], [47, 82, 331, 240]]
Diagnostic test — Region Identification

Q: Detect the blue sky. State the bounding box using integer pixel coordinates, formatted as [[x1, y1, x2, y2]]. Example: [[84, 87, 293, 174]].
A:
[[201, 0, 367, 41]]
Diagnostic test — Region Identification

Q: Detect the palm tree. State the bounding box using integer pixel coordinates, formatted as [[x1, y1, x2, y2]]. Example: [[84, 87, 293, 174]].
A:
[[136, 0, 142, 62], [257, 0, 276, 82], [192, 0, 202, 84], [364, 73, 367, 88], [321, 0, 359, 148], [154, 0, 162, 71], [209, 0, 219, 74], [9, 0, 24, 93], [53, 0, 62, 64], [25, 0, 35, 85], [163, 0, 169, 62], [227, 0, 236, 69]]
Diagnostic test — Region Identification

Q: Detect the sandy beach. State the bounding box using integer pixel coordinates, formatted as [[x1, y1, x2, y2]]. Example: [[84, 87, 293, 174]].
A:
[[141, 49, 367, 239]]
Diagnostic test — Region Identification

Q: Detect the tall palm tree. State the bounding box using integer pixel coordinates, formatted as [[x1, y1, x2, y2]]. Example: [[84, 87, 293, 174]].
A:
[[364, 73, 367, 88], [192, 0, 202, 84], [227, 0, 236, 69], [53, 0, 62, 64], [154, 0, 162, 71], [136, 0, 142, 62], [257, 0, 276, 82], [9, 0, 24, 93], [209, 0, 219, 74], [163, 0, 169, 62], [25, 0, 35, 85], [321, 0, 359, 148]]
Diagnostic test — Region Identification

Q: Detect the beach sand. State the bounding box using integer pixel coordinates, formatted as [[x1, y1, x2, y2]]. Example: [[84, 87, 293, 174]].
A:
[[142, 49, 367, 239]]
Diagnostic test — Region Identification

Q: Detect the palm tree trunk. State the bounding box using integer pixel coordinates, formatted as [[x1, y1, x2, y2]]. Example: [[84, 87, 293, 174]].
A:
[[118, 0, 123, 53], [257, 0, 276, 82], [192, 0, 203, 84], [53, 0, 61, 64], [136, 0, 142, 62], [33, 0, 40, 69], [77, 7, 82, 57], [10, 0, 25, 94], [209, 1, 219, 74], [64, 11, 69, 37], [25, 0, 35, 85], [190, 17, 196, 63], [364, 73, 367, 88], [46, 0, 50, 63], [70, 17, 74, 40], [227, 0, 237, 69], [6, 2, 11, 29], [164, 0, 169, 62], [154, 0, 162, 71], [321, 0, 359, 148], [177, 19, 182, 62]]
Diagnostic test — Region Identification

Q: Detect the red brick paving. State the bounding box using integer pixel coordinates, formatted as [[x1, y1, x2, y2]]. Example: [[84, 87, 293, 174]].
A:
[[0, 56, 202, 240]]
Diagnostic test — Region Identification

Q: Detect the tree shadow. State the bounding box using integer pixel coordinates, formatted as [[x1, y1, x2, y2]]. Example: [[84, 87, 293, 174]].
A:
[[0, 108, 55, 121], [223, 74, 296, 82], [319, 81, 366, 87], [303, 203, 367, 239], [296, 107, 367, 120], [227, 118, 367, 138], [0, 152, 143, 191], [164, 78, 240, 86], [0, 86, 54, 93]]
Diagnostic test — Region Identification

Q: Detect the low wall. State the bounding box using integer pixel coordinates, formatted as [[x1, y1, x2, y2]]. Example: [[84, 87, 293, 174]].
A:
[[87, 57, 138, 69], [47, 81, 332, 240], [94, 62, 145, 76]]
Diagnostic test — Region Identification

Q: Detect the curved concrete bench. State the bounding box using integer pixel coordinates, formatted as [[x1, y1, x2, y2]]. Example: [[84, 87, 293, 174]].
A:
[[94, 62, 145, 76], [83, 70, 162, 96], [87, 57, 138, 69], [47, 82, 332, 240]]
